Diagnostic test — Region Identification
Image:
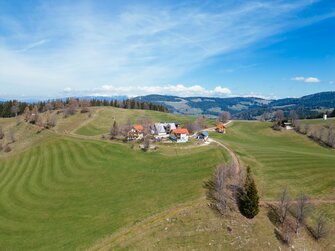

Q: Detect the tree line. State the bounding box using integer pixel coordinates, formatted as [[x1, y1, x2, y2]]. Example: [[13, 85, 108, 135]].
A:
[[295, 122, 335, 148], [0, 98, 168, 118]]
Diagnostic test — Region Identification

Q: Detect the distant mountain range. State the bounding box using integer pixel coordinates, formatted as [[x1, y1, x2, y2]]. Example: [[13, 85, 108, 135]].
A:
[[1, 92, 334, 120], [135, 91, 335, 119], [0, 95, 128, 103]]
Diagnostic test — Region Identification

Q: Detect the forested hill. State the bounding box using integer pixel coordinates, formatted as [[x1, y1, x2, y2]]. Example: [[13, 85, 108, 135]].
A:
[[135, 91, 335, 119]]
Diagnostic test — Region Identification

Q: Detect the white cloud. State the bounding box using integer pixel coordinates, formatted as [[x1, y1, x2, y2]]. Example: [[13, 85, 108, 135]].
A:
[[0, 1, 333, 96], [291, 76, 320, 83], [304, 77, 320, 83], [291, 76, 305, 81], [62, 84, 232, 97]]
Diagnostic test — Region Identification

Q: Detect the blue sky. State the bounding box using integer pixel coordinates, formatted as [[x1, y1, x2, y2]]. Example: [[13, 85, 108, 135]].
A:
[[0, 0, 334, 99]]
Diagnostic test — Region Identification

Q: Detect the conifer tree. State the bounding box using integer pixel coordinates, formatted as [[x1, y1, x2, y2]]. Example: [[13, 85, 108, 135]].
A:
[[239, 166, 259, 218]]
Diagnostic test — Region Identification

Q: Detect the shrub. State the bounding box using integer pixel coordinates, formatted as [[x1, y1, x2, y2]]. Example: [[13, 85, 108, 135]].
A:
[[3, 144, 11, 153], [0, 127, 4, 139]]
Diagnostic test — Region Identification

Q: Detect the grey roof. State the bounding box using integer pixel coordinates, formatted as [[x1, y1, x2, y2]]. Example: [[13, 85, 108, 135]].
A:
[[200, 131, 209, 137]]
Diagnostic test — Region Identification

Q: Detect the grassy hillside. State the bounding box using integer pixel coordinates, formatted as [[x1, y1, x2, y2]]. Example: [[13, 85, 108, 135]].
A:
[[1, 110, 334, 250], [0, 110, 228, 250], [90, 200, 334, 251], [90, 120, 335, 251], [74, 107, 199, 136], [211, 121, 335, 199]]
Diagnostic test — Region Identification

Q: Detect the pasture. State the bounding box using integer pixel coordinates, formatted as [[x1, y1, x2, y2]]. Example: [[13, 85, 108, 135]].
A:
[[211, 121, 335, 199], [1, 111, 334, 250], [0, 130, 228, 249], [74, 107, 200, 136]]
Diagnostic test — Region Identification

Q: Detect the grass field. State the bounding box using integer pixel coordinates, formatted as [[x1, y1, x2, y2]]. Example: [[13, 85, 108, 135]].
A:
[[298, 117, 335, 125], [0, 132, 228, 250], [211, 121, 335, 199], [1, 109, 334, 250], [90, 200, 334, 251], [74, 107, 200, 136]]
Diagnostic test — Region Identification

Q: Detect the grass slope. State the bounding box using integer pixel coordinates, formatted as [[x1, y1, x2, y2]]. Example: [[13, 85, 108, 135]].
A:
[[75, 107, 199, 136], [91, 200, 334, 251], [0, 135, 228, 250], [211, 121, 335, 199]]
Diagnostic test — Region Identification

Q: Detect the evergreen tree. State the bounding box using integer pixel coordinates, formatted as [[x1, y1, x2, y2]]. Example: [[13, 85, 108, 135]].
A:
[[239, 166, 259, 218]]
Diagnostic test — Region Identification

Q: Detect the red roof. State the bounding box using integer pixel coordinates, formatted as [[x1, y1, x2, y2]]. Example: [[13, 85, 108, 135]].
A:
[[171, 128, 189, 135], [216, 123, 226, 129], [133, 124, 144, 132]]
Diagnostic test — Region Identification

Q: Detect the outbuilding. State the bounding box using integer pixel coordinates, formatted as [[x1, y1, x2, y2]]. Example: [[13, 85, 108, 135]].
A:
[[196, 131, 209, 141], [215, 123, 226, 133]]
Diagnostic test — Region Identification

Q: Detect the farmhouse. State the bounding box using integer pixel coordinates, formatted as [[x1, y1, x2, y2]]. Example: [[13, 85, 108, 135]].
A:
[[283, 122, 293, 130], [196, 131, 209, 141], [154, 122, 177, 137], [215, 123, 226, 133], [170, 128, 189, 143], [127, 124, 144, 140]]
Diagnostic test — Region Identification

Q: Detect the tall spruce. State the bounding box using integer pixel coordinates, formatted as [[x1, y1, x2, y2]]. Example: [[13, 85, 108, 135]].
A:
[[239, 166, 259, 219]]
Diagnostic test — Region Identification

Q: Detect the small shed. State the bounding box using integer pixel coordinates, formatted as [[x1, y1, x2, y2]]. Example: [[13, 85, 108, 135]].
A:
[[196, 131, 209, 141], [215, 123, 226, 133]]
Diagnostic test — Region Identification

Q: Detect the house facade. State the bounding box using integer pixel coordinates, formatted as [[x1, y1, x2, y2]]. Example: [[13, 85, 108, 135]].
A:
[[170, 128, 189, 143], [127, 124, 144, 140]]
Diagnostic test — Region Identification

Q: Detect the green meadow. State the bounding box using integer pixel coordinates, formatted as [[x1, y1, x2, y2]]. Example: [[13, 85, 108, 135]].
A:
[[1, 109, 334, 250], [75, 107, 199, 136], [0, 134, 228, 250], [211, 121, 335, 199]]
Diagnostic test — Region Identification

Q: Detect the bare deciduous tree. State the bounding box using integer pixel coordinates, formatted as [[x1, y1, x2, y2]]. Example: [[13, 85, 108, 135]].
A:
[[289, 110, 299, 126], [274, 110, 285, 124], [29, 106, 39, 124], [137, 116, 152, 135], [142, 136, 151, 151], [10, 102, 20, 117], [54, 100, 64, 110], [64, 98, 79, 117], [311, 214, 329, 240], [260, 112, 271, 121], [205, 162, 237, 215], [8, 129, 15, 143], [43, 102, 54, 111], [110, 121, 119, 139], [80, 99, 91, 113], [3, 144, 11, 152], [23, 106, 31, 122], [0, 127, 4, 140], [278, 188, 290, 224], [44, 112, 57, 128], [295, 193, 309, 234], [219, 111, 231, 123], [195, 116, 207, 129]]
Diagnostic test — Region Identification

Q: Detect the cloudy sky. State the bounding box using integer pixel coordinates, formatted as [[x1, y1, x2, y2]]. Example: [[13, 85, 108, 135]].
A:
[[0, 0, 334, 99]]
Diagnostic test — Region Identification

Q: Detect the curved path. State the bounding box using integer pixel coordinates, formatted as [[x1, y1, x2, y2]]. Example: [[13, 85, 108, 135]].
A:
[[205, 120, 240, 175]]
